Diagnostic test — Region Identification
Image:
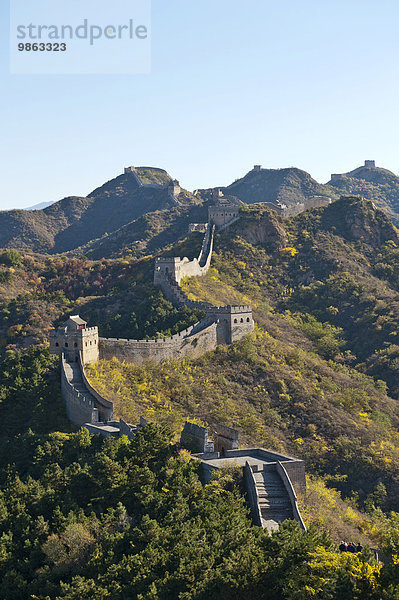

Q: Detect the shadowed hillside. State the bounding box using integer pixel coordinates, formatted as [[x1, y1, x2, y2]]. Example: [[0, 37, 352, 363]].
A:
[[0, 168, 198, 254]]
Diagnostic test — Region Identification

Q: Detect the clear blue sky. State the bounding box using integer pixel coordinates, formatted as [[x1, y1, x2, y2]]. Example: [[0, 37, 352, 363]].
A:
[[1, 0, 399, 209]]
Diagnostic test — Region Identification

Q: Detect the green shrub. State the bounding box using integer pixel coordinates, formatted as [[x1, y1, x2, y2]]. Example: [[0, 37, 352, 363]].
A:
[[0, 249, 22, 267]]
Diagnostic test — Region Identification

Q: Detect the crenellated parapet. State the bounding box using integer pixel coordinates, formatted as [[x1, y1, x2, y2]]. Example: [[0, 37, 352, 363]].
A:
[[99, 320, 219, 365]]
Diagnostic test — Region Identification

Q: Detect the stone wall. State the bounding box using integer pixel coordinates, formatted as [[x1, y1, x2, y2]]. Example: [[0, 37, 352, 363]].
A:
[[60, 354, 99, 426], [244, 461, 263, 526], [154, 225, 215, 285], [206, 305, 254, 344], [100, 303, 255, 366], [180, 421, 214, 453], [100, 321, 218, 365], [78, 354, 113, 421], [281, 459, 306, 497], [212, 423, 239, 453]]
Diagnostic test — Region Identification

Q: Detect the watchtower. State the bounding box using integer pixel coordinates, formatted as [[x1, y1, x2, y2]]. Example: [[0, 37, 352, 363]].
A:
[[124, 166, 137, 174], [208, 198, 239, 229], [207, 305, 254, 344], [253, 165, 262, 171], [168, 179, 181, 199], [49, 315, 99, 364], [364, 160, 376, 168], [154, 257, 183, 285]]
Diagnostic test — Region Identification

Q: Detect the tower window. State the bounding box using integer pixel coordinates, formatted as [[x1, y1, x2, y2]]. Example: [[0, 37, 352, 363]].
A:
[[234, 318, 237, 324], [74, 342, 78, 348], [247, 317, 250, 322], [55, 342, 59, 347], [65, 342, 68, 347]]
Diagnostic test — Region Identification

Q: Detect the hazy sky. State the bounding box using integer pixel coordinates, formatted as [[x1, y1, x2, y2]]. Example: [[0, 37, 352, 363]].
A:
[[1, 0, 399, 209]]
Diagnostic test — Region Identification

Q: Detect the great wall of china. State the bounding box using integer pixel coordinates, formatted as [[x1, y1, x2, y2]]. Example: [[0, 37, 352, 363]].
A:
[[49, 166, 306, 532], [124, 165, 182, 206], [50, 191, 255, 427]]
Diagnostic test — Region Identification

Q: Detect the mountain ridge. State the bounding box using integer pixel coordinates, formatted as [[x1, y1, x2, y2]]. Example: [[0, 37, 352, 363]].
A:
[[1, 160, 399, 255]]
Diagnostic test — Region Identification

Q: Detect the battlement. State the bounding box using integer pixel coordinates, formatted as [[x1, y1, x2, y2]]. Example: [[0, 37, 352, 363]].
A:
[[100, 321, 201, 346], [230, 304, 252, 312], [253, 164, 262, 171], [364, 160, 376, 168], [209, 304, 252, 314]]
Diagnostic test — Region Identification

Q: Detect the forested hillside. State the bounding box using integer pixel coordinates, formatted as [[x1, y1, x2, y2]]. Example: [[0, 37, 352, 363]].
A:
[[3, 194, 399, 597]]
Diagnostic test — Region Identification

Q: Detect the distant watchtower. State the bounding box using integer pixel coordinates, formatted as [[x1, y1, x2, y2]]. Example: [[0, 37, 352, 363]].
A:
[[253, 165, 262, 171], [364, 160, 376, 168], [49, 315, 99, 365], [168, 179, 181, 200]]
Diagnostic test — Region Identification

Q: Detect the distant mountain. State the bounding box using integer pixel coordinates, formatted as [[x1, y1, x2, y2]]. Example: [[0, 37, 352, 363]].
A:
[[327, 160, 399, 225], [0, 167, 198, 254], [2, 160, 399, 255], [198, 165, 337, 209], [23, 201, 56, 211]]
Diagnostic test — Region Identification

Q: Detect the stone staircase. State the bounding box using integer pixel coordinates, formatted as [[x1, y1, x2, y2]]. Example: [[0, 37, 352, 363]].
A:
[[253, 470, 294, 533]]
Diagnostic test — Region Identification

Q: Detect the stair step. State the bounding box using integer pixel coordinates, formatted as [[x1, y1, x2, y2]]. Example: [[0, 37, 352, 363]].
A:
[[250, 469, 297, 532], [260, 499, 291, 506], [260, 509, 293, 519], [256, 484, 285, 490], [256, 488, 286, 494]]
